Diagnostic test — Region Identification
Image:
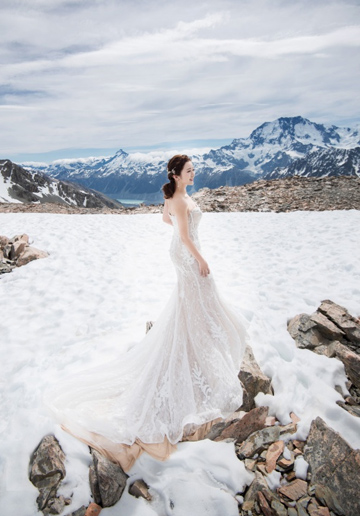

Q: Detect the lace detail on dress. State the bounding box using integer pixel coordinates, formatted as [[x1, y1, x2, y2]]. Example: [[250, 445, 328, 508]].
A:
[[45, 206, 248, 446]]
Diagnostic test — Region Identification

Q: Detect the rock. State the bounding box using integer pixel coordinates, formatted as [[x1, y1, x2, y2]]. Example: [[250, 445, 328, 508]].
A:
[[308, 505, 331, 516], [84, 503, 102, 516], [296, 501, 310, 516], [333, 342, 360, 389], [89, 449, 128, 508], [287, 314, 330, 350], [214, 406, 269, 443], [16, 246, 49, 267], [243, 471, 272, 510], [309, 311, 346, 341], [0, 235, 9, 247], [129, 479, 152, 501], [266, 440, 285, 473], [238, 345, 272, 411], [0, 261, 13, 274], [278, 479, 308, 501], [67, 507, 87, 516], [204, 421, 230, 440], [257, 490, 273, 516], [318, 300, 360, 345], [29, 435, 66, 514], [237, 425, 281, 459], [304, 417, 360, 516], [11, 239, 27, 260], [11, 233, 29, 243]]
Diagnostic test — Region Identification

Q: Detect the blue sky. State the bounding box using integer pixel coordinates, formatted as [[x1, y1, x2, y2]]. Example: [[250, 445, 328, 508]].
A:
[[1, 0, 360, 162]]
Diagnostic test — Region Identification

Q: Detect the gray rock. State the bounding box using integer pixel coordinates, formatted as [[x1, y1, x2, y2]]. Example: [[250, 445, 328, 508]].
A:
[[89, 449, 128, 508], [29, 435, 66, 514], [304, 417, 360, 516], [237, 425, 281, 459], [238, 345, 272, 411], [287, 314, 331, 350], [66, 507, 87, 516], [318, 299, 360, 345]]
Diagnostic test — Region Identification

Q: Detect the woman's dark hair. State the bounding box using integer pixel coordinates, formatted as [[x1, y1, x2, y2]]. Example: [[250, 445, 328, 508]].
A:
[[162, 154, 191, 199]]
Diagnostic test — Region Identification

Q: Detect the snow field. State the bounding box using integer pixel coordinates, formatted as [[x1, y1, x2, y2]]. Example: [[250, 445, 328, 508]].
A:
[[0, 210, 359, 515]]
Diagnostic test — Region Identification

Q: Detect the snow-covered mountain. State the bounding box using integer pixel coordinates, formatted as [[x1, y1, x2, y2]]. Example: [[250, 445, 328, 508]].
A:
[[22, 117, 360, 200], [0, 159, 122, 208], [265, 146, 360, 179]]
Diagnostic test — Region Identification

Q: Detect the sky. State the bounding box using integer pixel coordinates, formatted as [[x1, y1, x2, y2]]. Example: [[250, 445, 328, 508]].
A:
[[1, 0, 360, 162]]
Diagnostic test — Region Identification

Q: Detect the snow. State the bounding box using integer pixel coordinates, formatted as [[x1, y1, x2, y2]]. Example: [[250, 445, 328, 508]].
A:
[[1, 210, 360, 515], [294, 456, 309, 480]]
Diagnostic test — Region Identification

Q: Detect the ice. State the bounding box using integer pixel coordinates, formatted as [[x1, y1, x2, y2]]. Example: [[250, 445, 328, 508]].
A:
[[1, 210, 360, 515]]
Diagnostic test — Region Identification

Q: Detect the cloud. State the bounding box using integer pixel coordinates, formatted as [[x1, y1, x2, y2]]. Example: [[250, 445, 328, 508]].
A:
[[1, 0, 360, 158]]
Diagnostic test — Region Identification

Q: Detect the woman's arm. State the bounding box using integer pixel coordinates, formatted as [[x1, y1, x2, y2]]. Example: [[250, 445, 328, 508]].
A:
[[174, 200, 210, 277], [162, 199, 173, 225]]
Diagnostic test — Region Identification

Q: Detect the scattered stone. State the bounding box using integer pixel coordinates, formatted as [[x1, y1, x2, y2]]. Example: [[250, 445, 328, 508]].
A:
[[237, 426, 281, 459], [245, 458, 257, 472], [318, 300, 360, 344], [266, 440, 285, 473], [278, 479, 308, 501], [304, 417, 360, 516], [89, 449, 128, 508], [129, 479, 152, 501], [29, 435, 66, 515], [238, 345, 272, 411]]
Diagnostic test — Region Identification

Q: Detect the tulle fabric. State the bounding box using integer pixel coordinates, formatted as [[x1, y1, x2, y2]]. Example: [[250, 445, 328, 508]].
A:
[[45, 207, 249, 466]]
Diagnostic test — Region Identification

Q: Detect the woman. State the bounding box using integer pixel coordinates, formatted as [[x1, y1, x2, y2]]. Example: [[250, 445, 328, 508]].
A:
[[45, 154, 248, 471]]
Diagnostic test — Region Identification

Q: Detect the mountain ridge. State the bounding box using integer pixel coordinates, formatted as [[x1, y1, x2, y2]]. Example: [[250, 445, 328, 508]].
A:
[[18, 116, 360, 200]]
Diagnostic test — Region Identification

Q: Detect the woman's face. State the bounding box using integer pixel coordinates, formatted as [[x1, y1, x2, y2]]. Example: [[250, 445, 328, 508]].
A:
[[179, 161, 195, 186]]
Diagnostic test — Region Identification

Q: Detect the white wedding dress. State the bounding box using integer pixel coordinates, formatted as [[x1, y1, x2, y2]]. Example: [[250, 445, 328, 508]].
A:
[[46, 206, 249, 467]]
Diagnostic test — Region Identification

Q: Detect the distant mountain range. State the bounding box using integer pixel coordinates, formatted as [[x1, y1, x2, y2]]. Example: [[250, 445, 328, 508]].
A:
[[15, 116, 360, 203], [0, 159, 122, 208]]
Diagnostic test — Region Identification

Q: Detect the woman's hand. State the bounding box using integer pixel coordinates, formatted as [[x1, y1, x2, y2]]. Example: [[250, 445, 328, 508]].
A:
[[198, 258, 210, 277]]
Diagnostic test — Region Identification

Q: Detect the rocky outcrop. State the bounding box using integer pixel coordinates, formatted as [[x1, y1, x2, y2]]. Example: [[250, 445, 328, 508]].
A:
[[288, 300, 360, 417], [0, 233, 48, 274], [192, 176, 360, 213], [304, 417, 360, 516], [29, 435, 71, 515]]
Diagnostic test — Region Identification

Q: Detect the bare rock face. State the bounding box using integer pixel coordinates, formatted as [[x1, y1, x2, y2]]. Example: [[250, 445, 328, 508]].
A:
[[29, 435, 69, 515], [89, 449, 128, 508], [304, 417, 360, 516], [238, 345, 273, 411]]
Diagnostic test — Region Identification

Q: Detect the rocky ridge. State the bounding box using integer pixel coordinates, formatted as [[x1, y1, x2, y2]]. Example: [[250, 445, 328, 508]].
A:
[[0, 176, 359, 215], [0, 160, 123, 209], [21, 116, 360, 199]]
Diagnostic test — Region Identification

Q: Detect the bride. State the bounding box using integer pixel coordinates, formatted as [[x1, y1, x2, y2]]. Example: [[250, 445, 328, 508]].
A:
[[46, 154, 249, 471]]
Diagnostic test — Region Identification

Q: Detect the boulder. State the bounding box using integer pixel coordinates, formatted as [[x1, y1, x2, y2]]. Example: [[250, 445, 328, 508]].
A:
[[238, 345, 272, 411], [89, 449, 128, 508], [0, 235, 9, 247], [11, 239, 27, 260], [304, 417, 360, 516], [29, 435, 66, 514], [16, 246, 49, 267], [287, 314, 331, 350]]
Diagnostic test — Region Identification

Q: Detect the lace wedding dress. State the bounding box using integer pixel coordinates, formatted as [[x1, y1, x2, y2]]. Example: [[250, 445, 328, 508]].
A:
[[46, 206, 249, 469]]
